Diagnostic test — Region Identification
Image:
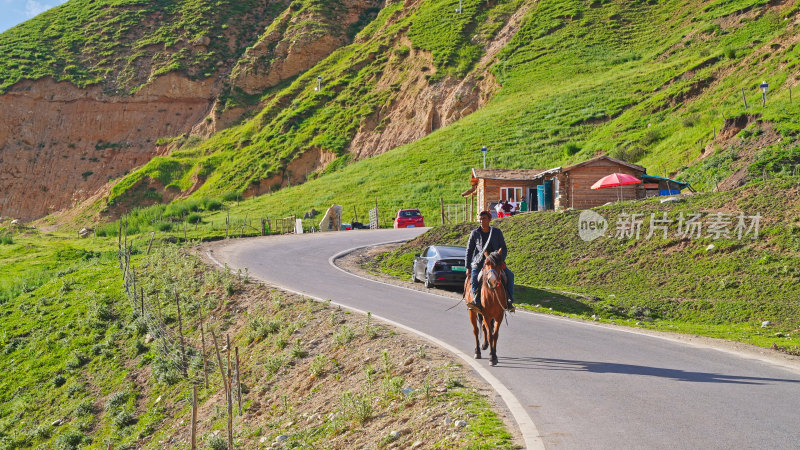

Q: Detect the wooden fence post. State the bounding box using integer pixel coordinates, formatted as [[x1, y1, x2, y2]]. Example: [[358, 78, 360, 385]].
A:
[[200, 321, 209, 389], [741, 87, 748, 109], [210, 330, 227, 391], [235, 346, 242, 415], [155, 291, 163, 323], [147, 231, 155, 255], [261, 218, 266, 236], [175, 290, 188, 376], [440, 198, 445, 225], [226, 335, 234, 449], [191, 385, 198, 450], [131, 270, 137, 304]]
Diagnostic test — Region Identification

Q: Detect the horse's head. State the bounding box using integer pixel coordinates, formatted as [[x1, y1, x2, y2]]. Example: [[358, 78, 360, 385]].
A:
[[482, 249, 504, 291]]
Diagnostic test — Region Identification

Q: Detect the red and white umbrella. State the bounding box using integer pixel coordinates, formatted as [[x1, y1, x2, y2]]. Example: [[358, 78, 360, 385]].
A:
[[590, 173, 642, 202], [590, 173, 642, 190]]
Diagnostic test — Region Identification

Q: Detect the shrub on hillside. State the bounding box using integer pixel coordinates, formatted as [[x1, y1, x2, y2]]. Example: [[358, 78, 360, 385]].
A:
[[53, 374, 67, 387], [112, 410, 137, 428], [563, 142, 581, 157], [152, 357, 181, 385], [222, 191, 243, 202], [65, 352, 90, 370], [641, 127, 662, 145], [201, 197, 223, 211], [682, 114, 700, 127], [104, 391, 128, 411], [54, 429, 84, 449]]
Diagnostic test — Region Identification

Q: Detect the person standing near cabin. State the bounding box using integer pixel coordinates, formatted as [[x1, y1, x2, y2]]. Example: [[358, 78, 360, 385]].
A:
[[465, 211, 515, 312], [501, 200, 513, 217], [494, 201, 504, 218]]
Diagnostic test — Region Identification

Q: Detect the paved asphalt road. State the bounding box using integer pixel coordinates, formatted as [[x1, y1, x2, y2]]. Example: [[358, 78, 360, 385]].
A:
[[211, 228, 800, 449]]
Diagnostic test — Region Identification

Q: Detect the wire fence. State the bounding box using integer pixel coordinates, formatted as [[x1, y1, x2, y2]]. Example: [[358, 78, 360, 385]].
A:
[[116, 220, 246, 447]]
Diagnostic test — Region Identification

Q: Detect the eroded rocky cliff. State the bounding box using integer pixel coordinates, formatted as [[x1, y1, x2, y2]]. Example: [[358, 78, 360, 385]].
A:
[[1, 0, 526, 222], [0, 75, 215, 220], [0, 0, 383, 221]]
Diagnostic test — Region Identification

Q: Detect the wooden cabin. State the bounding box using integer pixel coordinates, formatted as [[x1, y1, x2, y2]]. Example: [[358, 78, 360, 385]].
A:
[[555, 156, 646, 209], [463, 156, 649, 215]]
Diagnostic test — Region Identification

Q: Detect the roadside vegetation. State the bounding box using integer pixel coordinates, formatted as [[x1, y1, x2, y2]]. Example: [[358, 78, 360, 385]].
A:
[[0, 228, 514, 448]]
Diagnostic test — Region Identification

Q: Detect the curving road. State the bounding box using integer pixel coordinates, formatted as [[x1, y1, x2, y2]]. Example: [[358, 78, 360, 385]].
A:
[[211, 229, 800, 449]]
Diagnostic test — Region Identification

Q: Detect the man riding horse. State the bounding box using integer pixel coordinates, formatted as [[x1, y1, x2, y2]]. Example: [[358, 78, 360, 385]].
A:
[[465, 210, 515, 312]]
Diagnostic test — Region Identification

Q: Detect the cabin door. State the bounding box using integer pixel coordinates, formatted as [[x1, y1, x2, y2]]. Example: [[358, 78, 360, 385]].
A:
[[528, 188, 538, 211]]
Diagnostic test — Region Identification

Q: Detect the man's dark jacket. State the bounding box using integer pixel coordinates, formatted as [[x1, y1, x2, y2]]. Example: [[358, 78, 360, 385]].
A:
[[465, 226, 507, 270]]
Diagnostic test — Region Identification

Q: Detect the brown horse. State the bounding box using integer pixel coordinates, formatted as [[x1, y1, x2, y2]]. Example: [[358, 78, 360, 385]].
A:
[[464, 249, 508, 366]]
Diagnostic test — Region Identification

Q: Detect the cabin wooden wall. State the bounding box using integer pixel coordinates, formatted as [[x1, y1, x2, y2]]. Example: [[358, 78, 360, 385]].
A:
[[560, 163, 645, 209]]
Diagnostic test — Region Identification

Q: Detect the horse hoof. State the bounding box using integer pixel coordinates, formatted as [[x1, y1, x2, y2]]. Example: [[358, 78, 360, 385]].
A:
[[490, 358, 498, 366], [481, 343, 489, 350], [474, 353, 481, 359]]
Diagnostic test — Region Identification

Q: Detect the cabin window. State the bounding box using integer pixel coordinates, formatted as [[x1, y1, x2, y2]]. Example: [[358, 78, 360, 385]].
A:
[[500, 187, 522, 202]]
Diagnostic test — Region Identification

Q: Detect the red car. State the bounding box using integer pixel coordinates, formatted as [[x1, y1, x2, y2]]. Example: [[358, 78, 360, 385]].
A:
[[394, 208, 425, 228]]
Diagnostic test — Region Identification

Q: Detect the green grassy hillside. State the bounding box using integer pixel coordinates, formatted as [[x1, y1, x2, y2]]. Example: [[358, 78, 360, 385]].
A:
[[101, 0, 523, 210], [0, 0, 292, 94], [94, 0, 800, 225]]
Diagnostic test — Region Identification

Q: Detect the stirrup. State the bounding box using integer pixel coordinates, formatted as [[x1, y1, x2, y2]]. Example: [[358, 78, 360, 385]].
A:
[[467, 302, 483, 312], [507, 304, 516, 313]]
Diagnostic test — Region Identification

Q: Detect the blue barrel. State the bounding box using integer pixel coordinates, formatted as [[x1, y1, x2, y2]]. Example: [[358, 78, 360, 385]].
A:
[[543, 179, 554, 210], [537, 185, 546, 211]]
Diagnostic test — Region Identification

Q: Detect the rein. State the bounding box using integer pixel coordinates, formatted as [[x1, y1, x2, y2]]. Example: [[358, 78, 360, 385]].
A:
[[447, 297, 465, 311]]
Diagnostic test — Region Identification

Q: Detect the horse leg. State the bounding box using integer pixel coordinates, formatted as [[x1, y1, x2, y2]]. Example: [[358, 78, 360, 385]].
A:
[[481, 317, 489, 350], [490, 319, 501, 366], [484, 318, 495, 365], [470, 311, 481, 359]]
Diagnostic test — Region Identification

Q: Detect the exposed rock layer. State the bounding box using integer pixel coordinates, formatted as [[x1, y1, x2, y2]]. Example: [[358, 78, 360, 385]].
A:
[[0, 75, 215, 221]]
